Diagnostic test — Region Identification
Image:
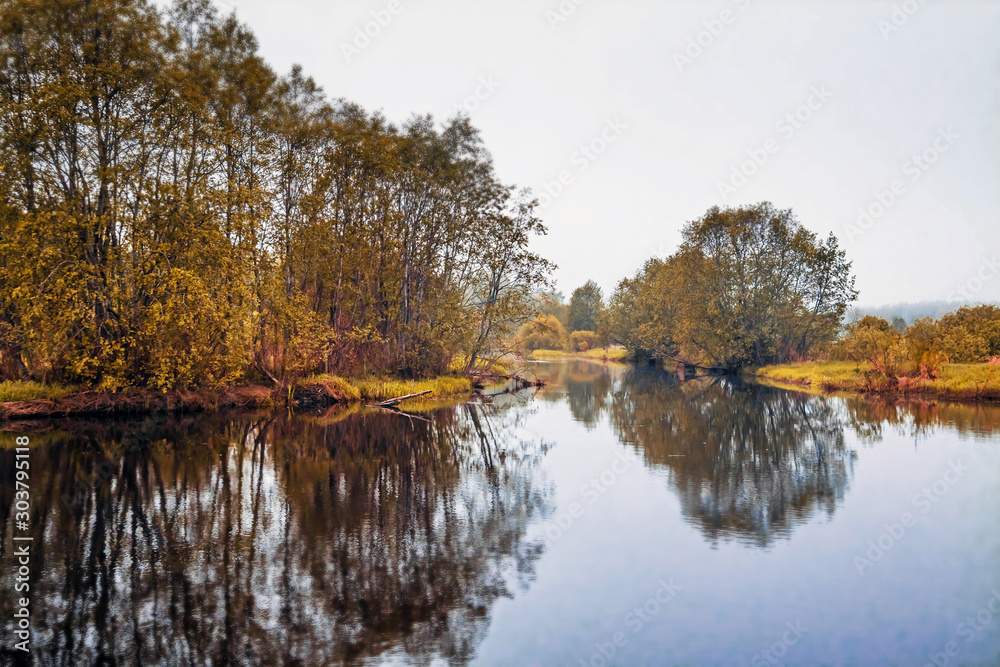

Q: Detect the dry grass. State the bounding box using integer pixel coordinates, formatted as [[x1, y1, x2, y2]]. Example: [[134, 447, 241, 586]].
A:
[[754, 361, 1000, 400], [355, 376, 472, 402], [0, 381, 77, 402], [303, 374, 363, 401], [530, 346, 630, 362], [449, 355, 509, 376], [754, 361, 864, 390], [305, 374, 473, 404]]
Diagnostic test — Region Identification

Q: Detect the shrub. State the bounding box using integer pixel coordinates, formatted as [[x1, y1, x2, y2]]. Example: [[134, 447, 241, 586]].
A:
[[519, 315, 566, 351], [569, 330, 600, 352], [937, 325, 989, 363]]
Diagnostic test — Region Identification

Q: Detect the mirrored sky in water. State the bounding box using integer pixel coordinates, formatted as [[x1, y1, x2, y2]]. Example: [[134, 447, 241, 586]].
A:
[[2, 360, 999, 665]]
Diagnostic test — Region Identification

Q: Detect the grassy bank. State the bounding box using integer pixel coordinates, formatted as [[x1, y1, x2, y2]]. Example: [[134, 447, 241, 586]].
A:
[[0, 381, 79, 402], [753, 361, 1000, 401], [0, 373, 474, 421], [304, 374, 472, 402], [530, 347, 630, 362]]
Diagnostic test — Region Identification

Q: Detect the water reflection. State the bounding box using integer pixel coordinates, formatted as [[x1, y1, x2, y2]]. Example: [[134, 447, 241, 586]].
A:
[[4, 361, 1000, 664], [533, 361, 853, 546], [612, 370, 854, 547], [0, 406, 550, 666], [532, 360, 1000, 549]]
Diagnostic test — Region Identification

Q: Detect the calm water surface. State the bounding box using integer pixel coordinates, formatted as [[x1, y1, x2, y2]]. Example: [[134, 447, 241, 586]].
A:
[[2, 360, 999, 665]]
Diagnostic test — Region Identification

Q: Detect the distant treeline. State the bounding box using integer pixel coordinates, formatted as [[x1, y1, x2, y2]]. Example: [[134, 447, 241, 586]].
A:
[[0, 0, 552, 389], [602, 203, 857, 369], [850, 301, 1000, 327]]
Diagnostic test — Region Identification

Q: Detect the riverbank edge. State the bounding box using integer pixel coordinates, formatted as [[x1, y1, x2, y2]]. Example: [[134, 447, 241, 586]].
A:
[[529, 348, 630, 363], [747, 361, 1000, 403], [0, 374, 483, 421]]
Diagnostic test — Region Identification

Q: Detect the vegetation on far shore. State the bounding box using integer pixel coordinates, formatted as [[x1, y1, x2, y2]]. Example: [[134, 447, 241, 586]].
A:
[[754, 360, 1000, 401], [530, 348, 630, 362]]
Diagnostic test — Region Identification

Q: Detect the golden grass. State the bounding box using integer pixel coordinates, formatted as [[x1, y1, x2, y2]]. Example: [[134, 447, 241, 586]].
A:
[[449, 355, 509, 376], [303, 374, 362, 401], [530, 347, 630, 362], [305, 374, 471, 402], [0, 381, 77, 402], [753, 361, 1000, 400], [754, 361, 864, 388], [300, 373, 472, 407]]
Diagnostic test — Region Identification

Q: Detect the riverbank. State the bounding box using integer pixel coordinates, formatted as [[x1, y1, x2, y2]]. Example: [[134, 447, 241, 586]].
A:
[[752, 361, 1000, 402], [0, 374, 475, 421], [529, 347, 630, 362]]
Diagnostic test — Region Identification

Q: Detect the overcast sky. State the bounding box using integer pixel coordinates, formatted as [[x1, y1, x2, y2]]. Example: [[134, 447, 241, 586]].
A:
[[223, 0, 1000, 307]]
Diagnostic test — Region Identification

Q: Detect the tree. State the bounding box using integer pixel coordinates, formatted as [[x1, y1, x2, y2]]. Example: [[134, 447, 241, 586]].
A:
[[567, 280, 603, 333], [605, 203, 857, 368], [0, 0, 554, 387]]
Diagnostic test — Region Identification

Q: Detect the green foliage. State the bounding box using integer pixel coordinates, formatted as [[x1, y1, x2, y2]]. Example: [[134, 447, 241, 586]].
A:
[[567, 280, 603, 333], [569, 330, 600, 352], [518, 315, 566, 351]]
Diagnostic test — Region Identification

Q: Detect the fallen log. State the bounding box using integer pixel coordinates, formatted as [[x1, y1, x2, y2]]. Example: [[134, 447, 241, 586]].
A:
[[369, 405, 432, 423], [368, 390, 433, 408]]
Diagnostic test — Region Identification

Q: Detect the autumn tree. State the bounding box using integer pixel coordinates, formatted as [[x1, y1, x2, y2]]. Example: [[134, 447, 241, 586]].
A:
[[0, 0, 554, 387], [567, 280, 603, 333], [606, 203, 857, 368]]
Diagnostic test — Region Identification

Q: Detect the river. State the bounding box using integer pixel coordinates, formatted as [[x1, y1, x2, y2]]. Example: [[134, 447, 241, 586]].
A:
[[1, 359, 999, 665]]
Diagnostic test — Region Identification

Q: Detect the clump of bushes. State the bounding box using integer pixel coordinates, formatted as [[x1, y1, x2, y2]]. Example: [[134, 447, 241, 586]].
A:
[[519, 315, 567, 351], [831, 305, 1000, 385], [569, 330, 600, 352]]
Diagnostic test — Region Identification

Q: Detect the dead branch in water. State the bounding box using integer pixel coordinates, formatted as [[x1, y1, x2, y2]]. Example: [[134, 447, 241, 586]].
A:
[[368, 390, 433, 408], [369, 405, 432, 423]]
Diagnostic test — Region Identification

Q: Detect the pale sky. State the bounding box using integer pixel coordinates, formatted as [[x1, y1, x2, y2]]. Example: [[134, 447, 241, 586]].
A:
[[223, 0, 1000, 307]]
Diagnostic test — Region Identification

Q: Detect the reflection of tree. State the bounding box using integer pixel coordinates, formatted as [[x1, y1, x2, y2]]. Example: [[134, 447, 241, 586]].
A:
[[605, 369, 856, 547], [530, 360, 620, 428], [0, 406, 549, 665], [842, 396, 1000, 444]]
